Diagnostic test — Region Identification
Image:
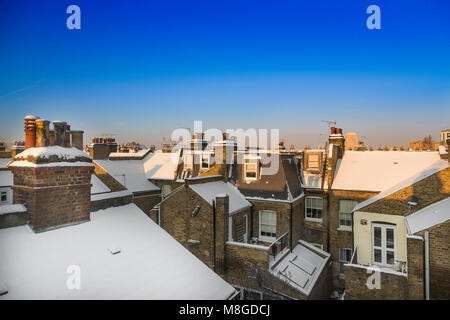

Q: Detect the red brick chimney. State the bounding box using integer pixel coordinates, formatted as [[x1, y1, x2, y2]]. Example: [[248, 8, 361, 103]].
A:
[[329, 127, 345, 159], [24, 115, 37, 150], [9, 118, 93, 232]]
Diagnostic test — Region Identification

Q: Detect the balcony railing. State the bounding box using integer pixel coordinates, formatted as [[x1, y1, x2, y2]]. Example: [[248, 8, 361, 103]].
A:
[[268, 232, 289, 260]]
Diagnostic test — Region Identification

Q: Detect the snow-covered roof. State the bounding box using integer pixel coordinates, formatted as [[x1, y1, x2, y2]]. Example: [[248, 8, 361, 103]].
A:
[[109, 149, 150, 158], [95, 160, 159, 193], [0, 204, 26, 216], [0, 170, 13, 187], [331, 151, 442, 192], [406, 197, 450, 234], [91, 174, 111, 195], [14, 146, 91, 161], [270, 240, 330, 296], [0, 203, 236, 299], [0, 158, 11, 169], [143, 150, 180, 180], [188, 181, 251, 215], [353, 160, 449, 211]]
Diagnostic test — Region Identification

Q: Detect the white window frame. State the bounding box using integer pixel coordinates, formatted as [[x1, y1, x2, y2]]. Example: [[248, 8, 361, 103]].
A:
[[305, 196, 323, 222], [243, 215, 248, 243], [0, 190, 8, 204], [339, 248, 353, 275], [372, 223, 397, 267], [201, 153, 210, 169], [259, 210, 276, 242], [308, 154, 320, 169], [244, 162, 258, 180], [338, 200, 358, 230]]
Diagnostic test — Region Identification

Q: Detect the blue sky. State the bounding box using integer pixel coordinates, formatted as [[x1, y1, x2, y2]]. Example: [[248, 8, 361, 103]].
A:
[[0, 0, 449, 148]]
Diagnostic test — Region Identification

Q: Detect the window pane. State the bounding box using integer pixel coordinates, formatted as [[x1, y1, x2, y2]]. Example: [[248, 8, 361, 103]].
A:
[[374, 249, 382, 263], [386, 228, 394, 249], [374, 227, 381, 247], [386, 251, 395, 265]]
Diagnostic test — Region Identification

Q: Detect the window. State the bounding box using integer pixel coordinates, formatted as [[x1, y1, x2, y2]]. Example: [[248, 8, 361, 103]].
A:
[[0, 191, 7, 203], [183, 155, 193, 170], [245, 163, 257, 180], [259, 210, 276, 241], [308, 154, 319, 169], [201, 154, 210, 169], [372, 224, 396, 267], [339, 248, 353, 275], [339, 200, 358, 229], [305, 197, 323, 221]]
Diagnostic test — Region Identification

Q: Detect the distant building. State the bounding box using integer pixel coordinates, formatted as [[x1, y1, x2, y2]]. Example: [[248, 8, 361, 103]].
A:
[[441, 129, 450, 145], [345, 133, 358, 151]]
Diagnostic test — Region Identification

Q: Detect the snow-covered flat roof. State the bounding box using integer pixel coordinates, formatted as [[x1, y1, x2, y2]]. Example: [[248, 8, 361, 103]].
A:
[[143, 150, 180, 180], [109, 149, 150, 158], [332, 151, 442, 192], [91, 174, 111, 195], [353, 160, 449, 211], [0, 203, 236, 299], [189, 181, 251, 215], [270, 240, 330, 296], [406, 197, 450, 234], [95, 160, 159, 193]]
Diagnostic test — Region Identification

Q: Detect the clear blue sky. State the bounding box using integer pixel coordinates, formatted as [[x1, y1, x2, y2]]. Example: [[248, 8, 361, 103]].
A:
[[0, 0, 449, 148]]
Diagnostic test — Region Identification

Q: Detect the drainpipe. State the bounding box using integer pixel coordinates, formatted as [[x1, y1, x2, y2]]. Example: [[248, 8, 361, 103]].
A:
[[213, 199, 216, 272], [424, 231, 430, 300], [289, 203, 293, 251], [158, 205, 161, 226]]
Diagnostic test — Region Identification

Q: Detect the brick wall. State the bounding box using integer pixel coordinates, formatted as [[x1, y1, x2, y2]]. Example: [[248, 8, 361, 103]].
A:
[[344, 264, 408, 300], [11, 165, 92, 232], [250, 200, 291, 245], [361, 167, 450, 215], [329, 189, 378, 290], [302, 190, 329, 251], [406, 236, 424, 300]]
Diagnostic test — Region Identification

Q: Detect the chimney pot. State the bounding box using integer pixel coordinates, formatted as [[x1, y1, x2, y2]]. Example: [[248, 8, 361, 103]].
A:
[[53, 121, 67, 147], [24, 115, 37, 150], [35, 119, 50, 147]]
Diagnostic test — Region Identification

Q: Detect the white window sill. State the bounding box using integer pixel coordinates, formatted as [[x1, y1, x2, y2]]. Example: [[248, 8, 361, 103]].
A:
[[305, 218, 323, 223], [337, 227, 352, 232]]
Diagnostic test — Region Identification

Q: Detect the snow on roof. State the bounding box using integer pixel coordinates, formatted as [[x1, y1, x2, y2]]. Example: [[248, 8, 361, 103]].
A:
[[91, 190, 132, 202], [91, 174, 111, 195], [188, 181, 251, 215], [8, 161, 94, 168], [331, 151, 442, 192], [95, 160, 159, 193], [0, 203, 236, 300], [109, 149, 150, 158], [353, 160, 449, 211], [406, 197, 450, 234], [0, 170, 13, 187], [0, 204, 26, 216], [270, 240, 330, 296], [143, 150, 180, 180], [0, 158, 11, 169], [14, 146, 91, 160]]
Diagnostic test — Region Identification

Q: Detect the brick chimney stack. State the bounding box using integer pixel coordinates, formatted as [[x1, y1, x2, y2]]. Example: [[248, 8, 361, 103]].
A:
[[9, 116, 93, 233], [447, 139, 450, 164], [214, 194, 229, 276], [213, 133, 235, 182], [24, 115, 37, 150], [10, 141, 25, 158], [71, 130, 84, 150], [329, 127, 345, 159]]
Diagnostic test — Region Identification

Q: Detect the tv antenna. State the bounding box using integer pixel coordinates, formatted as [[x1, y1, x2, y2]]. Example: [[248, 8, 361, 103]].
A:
[[320, 120, 336, 128]]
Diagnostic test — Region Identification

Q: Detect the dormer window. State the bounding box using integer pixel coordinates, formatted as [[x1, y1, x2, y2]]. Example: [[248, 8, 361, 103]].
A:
[[244, 163, 257, 180], [307, 154, 319, 170]]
